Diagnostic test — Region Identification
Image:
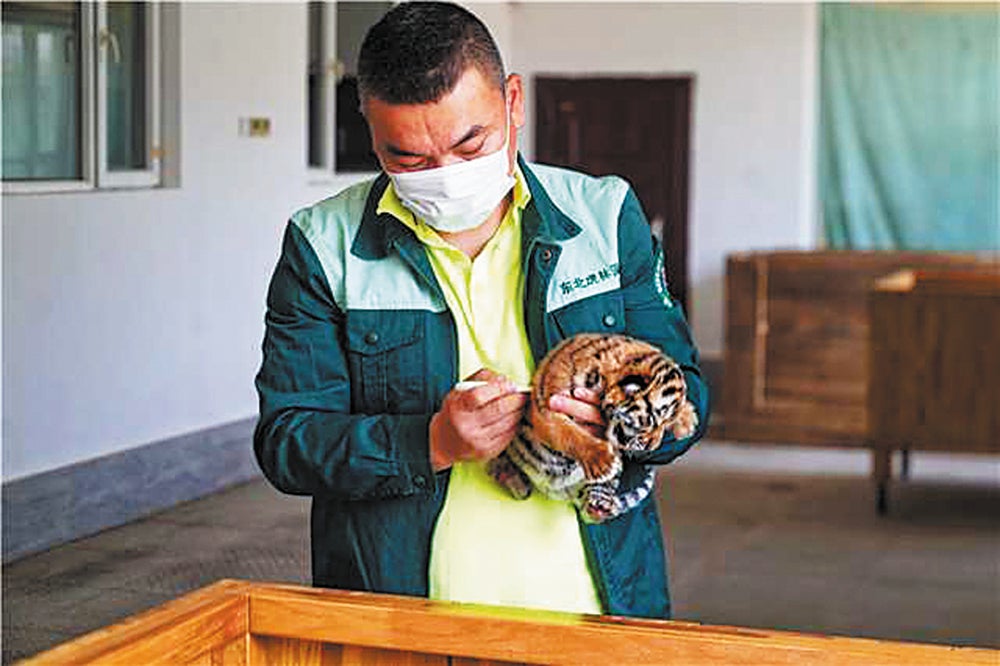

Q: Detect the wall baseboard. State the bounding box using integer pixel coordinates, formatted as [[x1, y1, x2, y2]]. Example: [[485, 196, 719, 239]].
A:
[[2, 418, 261, 563]]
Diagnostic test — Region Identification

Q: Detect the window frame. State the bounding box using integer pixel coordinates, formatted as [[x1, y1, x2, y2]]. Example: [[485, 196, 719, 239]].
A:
[[96, 0, 161, 189], [2, 1, 162, 195], [307, 1, 337, 181], [307, 1, 386, 180]]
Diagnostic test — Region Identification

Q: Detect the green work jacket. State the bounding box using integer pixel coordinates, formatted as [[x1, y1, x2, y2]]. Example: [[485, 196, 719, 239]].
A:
[[254, 157, 710, 619]]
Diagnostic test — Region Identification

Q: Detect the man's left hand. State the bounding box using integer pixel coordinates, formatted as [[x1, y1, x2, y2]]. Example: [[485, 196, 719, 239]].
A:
[[548, 387, 605, 438]]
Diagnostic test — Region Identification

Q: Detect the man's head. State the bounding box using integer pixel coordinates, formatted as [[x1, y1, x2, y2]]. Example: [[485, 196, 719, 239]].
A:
[[356, 2, 525, 237], [358, 1, 505, 107], [357, 1, 525, 179]]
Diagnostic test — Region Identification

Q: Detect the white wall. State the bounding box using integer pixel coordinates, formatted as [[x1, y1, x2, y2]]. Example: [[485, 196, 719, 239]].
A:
[[2, 2, 815, 481], [509, 2, 820, 356], [1, 3, 368, 481]]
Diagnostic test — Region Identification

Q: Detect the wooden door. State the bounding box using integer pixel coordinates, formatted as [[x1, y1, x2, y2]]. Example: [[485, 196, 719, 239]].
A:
[[535, 77, 692, 312]]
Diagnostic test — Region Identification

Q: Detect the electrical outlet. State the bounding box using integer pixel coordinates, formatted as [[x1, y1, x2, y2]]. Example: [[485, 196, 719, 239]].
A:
[[249, 117, 270, 137], [239, 117, 271, 138]]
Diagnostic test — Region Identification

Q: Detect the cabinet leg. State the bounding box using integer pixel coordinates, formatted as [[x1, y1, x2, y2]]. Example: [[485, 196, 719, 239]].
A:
[[877, 482, 888, 516], [872, 446, 891, 516], [900, 448, 911, 481]]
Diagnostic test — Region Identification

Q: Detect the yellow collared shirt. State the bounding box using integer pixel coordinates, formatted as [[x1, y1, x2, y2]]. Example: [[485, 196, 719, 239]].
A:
[[377, 169, 602, 614]]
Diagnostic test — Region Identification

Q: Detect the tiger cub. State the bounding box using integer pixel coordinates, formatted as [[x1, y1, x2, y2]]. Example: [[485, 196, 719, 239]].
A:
[[487, 333, 698, 523]]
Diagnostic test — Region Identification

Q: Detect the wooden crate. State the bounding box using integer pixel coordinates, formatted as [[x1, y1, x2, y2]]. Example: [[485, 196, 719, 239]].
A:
[[19, 580, 998, 665], [869, 268, 1000, 512], [717, 250, 987, 447]]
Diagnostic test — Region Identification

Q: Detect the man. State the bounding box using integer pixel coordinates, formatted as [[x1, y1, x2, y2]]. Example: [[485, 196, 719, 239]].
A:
[[254, 1, 709, 619]]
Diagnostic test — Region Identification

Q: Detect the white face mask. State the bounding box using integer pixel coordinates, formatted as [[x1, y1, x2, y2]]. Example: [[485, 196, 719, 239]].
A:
[[388, 117, 515, 233]]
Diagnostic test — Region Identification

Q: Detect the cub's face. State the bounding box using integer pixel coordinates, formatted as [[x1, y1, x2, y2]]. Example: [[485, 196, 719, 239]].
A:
[[602, 369, 686, 452]]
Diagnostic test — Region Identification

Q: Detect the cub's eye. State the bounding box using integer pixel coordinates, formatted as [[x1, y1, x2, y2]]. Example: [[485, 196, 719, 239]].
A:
[[655, 403, 676, 417], [618, 375, 647, 397]]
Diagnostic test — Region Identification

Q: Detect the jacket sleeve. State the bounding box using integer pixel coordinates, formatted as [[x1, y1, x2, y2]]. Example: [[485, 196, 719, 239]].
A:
[[616, 188, 711, 465], [253, 222, 438, 500]]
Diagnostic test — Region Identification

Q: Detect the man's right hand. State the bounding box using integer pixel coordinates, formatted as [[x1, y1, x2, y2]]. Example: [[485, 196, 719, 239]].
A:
[[429, 369, 528, 471]]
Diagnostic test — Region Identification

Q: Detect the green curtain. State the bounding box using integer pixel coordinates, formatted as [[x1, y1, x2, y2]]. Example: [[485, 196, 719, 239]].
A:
[[820, 4, 1000, 251]]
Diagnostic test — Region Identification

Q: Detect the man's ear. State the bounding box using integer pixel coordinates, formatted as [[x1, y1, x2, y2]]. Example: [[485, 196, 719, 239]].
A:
[[506, 73, 526, 129]]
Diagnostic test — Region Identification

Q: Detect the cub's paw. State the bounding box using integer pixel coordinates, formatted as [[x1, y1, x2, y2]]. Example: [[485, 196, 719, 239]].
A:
[[578, 445, 622, 484], [579, 484, 621, 524], [669, 400, 699, 440], [486, 454, 533, 500]]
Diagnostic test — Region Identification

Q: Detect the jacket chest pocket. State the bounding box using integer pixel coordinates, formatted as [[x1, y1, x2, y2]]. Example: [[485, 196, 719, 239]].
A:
[[550, 291, 626, 339], [346, 310, 427, 414]]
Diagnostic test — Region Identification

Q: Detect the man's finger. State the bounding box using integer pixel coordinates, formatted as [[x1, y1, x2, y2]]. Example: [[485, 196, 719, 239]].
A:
[[475, 390, 527, 427], [466, 368, 502, 382], [571, 386, 601, 405], [482, 406, 525, 436], [456, 380, 518, 410], [477, 415, 525, 454], [549, 393, 603, 426]]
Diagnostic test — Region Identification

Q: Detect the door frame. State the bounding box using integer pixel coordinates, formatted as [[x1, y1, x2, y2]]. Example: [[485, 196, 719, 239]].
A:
[[532, 75, 694, 314]]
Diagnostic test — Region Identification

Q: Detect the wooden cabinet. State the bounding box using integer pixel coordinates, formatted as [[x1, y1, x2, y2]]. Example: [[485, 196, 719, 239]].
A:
[[20, 580, 997, 665], [869, 268, 1000, 512], [717, 251, 987, 447]]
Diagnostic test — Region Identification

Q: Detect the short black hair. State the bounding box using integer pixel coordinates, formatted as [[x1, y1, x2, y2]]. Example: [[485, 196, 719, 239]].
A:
[[357, 1, 506, 106]]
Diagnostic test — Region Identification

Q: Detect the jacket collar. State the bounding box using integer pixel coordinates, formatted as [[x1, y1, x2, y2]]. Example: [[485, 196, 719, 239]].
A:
[[351, 172, 407, 261], [350, 155, 581, 260], [517, 154, 581, 244]]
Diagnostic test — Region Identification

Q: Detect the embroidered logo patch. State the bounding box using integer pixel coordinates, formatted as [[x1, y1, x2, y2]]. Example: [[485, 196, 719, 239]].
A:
[[653, 247, 674, 308], [558, 263, 620, 296]]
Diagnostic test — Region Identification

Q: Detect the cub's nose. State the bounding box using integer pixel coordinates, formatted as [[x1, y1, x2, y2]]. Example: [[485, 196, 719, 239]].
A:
[[611, 407, 633, 426]]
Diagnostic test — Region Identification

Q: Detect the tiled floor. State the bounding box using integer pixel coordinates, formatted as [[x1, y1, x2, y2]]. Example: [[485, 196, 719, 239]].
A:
[[3, 443, 999, 663]]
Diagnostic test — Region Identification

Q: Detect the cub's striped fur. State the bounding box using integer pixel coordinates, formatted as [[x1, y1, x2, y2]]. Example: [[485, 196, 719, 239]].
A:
[[487, 333, 698, 523]]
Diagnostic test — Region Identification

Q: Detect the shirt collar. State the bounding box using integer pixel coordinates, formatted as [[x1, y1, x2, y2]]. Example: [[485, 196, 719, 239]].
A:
[[350, 157, 580, 262]]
